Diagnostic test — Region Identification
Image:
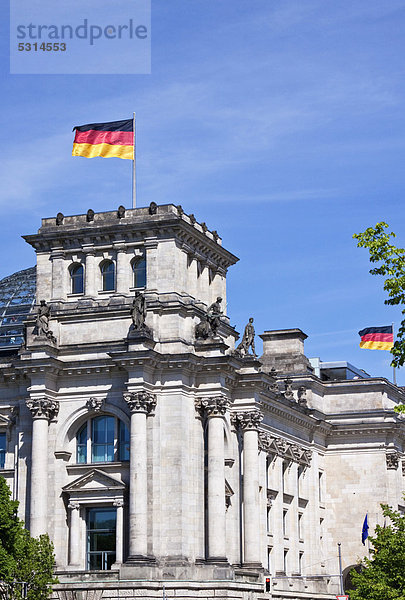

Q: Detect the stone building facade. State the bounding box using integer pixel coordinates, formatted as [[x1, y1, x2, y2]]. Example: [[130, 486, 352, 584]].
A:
[[0, 204, 404, 600]]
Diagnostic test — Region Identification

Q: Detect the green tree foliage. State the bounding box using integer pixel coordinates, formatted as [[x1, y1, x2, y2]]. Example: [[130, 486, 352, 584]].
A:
[[354, 222, 405, 413], [0, 476, 57, 600], [349, 503, 405, 600], [354, 222, 405, 369]]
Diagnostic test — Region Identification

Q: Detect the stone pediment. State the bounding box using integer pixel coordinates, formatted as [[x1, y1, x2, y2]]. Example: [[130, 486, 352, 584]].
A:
[[63, 469, 125, 493]]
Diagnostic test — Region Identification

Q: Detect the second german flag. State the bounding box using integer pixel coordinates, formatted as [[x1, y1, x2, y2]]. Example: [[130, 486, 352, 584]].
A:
[[72, 119, 134, 160]]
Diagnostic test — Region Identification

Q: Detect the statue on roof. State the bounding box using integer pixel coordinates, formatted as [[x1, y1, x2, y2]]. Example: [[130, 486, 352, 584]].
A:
[[236, 317, 256, 357], [35, 300, 56, 343], [207, 297, 223, 336], [131, 291, 147, 330]]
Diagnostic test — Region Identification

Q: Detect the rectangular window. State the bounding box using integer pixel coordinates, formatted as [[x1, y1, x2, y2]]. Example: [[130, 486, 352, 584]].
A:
[[267, 547, 272, 574], [299, 552, 304, 575], [283, 549, 288, 574], [0, 432, 5, 468], [283, 509, 288, 536], [298, 513, 303, 539], [87, 507, 116, 570], [282, 461, 288, 494], [318, 471, 323, 502], [92, 416, 114, 462], [118, 420, 130, 461]]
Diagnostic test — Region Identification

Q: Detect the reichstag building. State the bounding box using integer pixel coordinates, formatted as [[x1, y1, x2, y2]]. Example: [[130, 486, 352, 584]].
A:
[[0, 204, 404, 600]]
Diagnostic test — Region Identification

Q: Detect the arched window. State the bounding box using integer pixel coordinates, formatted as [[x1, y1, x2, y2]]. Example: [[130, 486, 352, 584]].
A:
[[69, 263, 84, 294], [76, 415, 129, 463], [132, 256, 146, 288], [100, 260, 115, 291]]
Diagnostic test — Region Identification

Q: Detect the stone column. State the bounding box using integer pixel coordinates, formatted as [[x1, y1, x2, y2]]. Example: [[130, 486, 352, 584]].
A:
[[26, 397, 59, 538], [116, 246, 127, 295], [232, 409, 263, 567], [196, 396, 230, 562], [113, 499, 124, 564], [84, 248, 96, 297], [124, 391, 157, 561], [68, 501, 80, 566], [289, 461, 299, 573], [51, 249, 66, 300]]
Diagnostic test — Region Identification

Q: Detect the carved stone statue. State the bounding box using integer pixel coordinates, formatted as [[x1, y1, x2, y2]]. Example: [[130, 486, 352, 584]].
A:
[[131, 291, 147, 330], [195, 315, 211, 340], [35, 300, 56, 343], [207, 297, 223, 336], [236, 317, 256, 357]]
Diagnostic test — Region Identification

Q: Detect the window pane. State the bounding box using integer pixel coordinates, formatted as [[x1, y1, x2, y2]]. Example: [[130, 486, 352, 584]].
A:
[[119, 421, 130, 461], [71, 264, 84, 294], [133, 257, 146, 288], [77, 424, 87, 463], [88, 553, 102, 570], [0, 433, 6, 469], [90, 532, 116, 551], [101, 262, 115, 291], [78, 423, 87, 445]]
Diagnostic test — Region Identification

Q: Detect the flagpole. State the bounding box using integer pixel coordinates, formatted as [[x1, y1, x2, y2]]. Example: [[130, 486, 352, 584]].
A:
[[337, 543, 344, 595], [392, 322, 396, 385], [132, 112, 136, 208]]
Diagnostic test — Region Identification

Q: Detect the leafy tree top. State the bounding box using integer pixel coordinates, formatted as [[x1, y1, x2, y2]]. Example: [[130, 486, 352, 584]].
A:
[[349, 503, 405, 600], [0, 476, 57, 600]]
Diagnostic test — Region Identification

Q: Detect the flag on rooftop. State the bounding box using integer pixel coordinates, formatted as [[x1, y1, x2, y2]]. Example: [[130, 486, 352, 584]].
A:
[[358, 325, 394, 351], [362, 514, 369, 545], [72, 118, 134, 160]]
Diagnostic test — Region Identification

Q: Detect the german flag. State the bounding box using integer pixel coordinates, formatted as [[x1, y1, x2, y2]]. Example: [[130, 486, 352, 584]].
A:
[[72, 119, 134, 160], [358, 325, 394, 351]]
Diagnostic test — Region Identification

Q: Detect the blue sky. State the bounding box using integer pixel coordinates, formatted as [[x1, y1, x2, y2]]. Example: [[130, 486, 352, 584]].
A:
[[1, 0, 405, 383]]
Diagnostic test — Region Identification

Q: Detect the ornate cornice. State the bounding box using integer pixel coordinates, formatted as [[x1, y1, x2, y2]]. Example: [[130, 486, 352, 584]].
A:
[[195, 396, 230, 417], [231, 409, 263, 431], [258, 431, 312, 465], [386, 451, 401, 470], [26, 397, 59, 421], [123, 391, 157, 414]]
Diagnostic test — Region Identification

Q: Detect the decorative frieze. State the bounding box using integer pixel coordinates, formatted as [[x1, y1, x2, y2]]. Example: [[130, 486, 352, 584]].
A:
[[26, 397, 59, 421], [258, 430, 312, 466], [386, 451, 400, 470], [195, 396, 230, 417], [231, 409, 263, 431], [123, 391, 157, 414], [86, 397, 105, 412]]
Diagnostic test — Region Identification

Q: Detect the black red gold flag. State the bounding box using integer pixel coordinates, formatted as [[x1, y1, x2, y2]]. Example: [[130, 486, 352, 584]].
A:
[[358, 325, 394, 351], [72, 119, 134, 160]]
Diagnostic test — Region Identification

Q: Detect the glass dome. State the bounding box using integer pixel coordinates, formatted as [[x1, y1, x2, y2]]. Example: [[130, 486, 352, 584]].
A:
[[0, 266, 36, 350]]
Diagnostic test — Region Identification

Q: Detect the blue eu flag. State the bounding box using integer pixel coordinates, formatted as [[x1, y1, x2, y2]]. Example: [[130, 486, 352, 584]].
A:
[[362, 514, 369, 545]]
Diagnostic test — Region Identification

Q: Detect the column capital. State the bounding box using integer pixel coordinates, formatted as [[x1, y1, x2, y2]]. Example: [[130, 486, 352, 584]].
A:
[[113, 499, 124, 507], [231, 409, 263, 431], [195, 396, 230, 418], [124, 391, 157, 414], [68, 501, 80, 510], [26, 397, 59, 421]]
